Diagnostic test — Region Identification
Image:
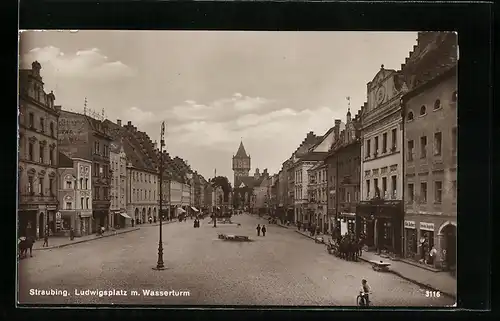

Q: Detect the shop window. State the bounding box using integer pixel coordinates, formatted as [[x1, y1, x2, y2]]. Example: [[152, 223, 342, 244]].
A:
[[405, 228, 418, 260], [419, 230, 435, 264], [62, 217, 71, 230]]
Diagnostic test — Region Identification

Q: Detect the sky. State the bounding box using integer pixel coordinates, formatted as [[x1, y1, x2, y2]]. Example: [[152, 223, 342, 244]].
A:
[[19, 31, 418, 185]]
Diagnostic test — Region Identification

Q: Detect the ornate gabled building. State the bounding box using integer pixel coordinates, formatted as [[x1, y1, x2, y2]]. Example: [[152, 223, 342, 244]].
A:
[[18, 61, 60, 239], [357, 63, 407, 257], [400, 32, 457, 272]]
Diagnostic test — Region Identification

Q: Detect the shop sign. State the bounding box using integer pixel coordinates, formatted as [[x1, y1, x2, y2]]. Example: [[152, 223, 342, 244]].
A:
[[420, 222, 435, 231], [47, 205, 57, 210], [404, 220, 416, 229]]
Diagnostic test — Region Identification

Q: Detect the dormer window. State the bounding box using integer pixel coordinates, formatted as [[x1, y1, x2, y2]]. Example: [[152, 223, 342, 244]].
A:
[[434, 99, 441, 110], [419, 105, 426, 116], [407, 111, 414, 121]]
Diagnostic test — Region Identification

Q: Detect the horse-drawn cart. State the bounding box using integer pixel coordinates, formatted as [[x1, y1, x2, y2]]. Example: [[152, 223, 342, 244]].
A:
[[218, 233, 251, 242]]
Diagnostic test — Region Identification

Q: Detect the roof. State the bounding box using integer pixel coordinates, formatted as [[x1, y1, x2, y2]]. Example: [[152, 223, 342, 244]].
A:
[[58, 152, 74, 168], [299, 152, 328, 162], [235, 141, 248, 158], [237, 176, 258, 189]]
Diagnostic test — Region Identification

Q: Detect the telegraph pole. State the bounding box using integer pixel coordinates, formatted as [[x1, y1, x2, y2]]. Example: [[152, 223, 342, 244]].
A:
[[153, 121, 166, 270]]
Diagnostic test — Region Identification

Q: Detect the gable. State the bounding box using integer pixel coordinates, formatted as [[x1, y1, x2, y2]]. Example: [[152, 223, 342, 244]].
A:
[[239, 182, 246, 188], [367, 68, 401, 112]]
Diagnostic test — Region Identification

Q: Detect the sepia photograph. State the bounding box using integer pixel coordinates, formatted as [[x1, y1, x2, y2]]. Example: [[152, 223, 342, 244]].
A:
[[17, 30, 457, 307]]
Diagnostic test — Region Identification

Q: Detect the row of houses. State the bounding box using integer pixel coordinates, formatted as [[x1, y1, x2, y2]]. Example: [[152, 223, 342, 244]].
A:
[[267, 32, 457, 272], [18, 61, 213, 239]]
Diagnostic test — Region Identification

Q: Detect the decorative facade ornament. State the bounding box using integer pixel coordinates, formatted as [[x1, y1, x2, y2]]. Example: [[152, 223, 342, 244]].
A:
[[38, 170, 46, 177], [48, 171, 56, 178], [39, 140, 47, 146], [29, 136, 37, 143], [27, 168, 36, 176]]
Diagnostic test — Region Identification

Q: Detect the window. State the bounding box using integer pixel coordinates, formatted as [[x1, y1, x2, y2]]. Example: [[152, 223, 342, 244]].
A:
[[452, 180, 457, 201], [28, 176, 34, 195], [434, 132, 442, 156], [420, 105, 426, 116], [434, 181, 442, 203], [38, 178, 44, 195], [365, 139, 371, 158], [374, 137, 379, 156], [133, 189, 136, 200], [408, 183, 414, 202], [366, 180, 370, 198], [94, 142, 99, 154], [95, 187, 100, 200], [85, 178, 88, 189], [382, 177, 387, 197], [452, 90, 457, 102], [407, 140, 414, 161], [81, 197, 84, 209], [434, 99, 441, 110], [86, 197, 89, 209], [407, 111, 414, 121], [382, 133, 387, 153], [420, 182, 427, 203], [80, 178, 83, 189], [39, 144, 44, 163], [66, 202, 72, 210], [29, 113, 35, 128], [104, 188, 108, 200], [391, 175, 397, 198], [28, 141, 34, 161], [49, 146, 55, 165], [391, 128, 397, 151], [452, 127, 457, 154], [420, 136, 427, 158], [374, 178, 379, 196], [50, 122, 55, 137], [40, 118, 45, 133], [66, 180, 72, 189], [49, 178, 54, 196]]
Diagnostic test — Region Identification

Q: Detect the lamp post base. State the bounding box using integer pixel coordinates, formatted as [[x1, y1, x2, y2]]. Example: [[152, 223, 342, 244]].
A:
[[152, 266, 167, 271]]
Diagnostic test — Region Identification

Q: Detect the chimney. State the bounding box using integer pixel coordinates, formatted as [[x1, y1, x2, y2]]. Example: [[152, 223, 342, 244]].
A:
[[334, 119, 342, 139], [154, 140, 158, 149], [127, 121, 132, 126], [117, 119, 122, 127]]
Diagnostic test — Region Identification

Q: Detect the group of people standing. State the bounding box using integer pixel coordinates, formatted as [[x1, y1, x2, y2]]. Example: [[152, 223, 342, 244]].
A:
[[256, 224, 267, 237]]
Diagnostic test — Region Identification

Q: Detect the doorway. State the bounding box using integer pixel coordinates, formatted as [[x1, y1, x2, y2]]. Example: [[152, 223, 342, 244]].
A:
[[442, 224, 456, 271]]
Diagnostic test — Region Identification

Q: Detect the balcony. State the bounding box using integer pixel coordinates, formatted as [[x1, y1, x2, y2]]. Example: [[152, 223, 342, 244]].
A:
[[19, 194, 57, 204]]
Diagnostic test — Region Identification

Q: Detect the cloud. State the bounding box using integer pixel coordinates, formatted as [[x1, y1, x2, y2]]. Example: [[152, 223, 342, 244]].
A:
[[20, 46, 135, 80], [123, 107, 156, 124]]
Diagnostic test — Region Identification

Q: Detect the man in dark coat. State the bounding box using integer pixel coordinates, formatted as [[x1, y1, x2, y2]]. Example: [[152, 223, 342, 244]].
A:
[[256, 224, 261, 236]]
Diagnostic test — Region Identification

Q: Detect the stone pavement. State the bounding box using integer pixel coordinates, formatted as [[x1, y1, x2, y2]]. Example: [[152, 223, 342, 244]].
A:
[[19, 213, 454, 306], [32, 227, 140, 250], [293, 228, 456, 299]]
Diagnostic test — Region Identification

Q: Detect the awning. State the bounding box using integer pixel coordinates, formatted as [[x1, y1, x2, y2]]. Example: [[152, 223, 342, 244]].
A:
[[120, 213, 132, 219], [191, 207, 199, 212], [177, 208, 186, 213]]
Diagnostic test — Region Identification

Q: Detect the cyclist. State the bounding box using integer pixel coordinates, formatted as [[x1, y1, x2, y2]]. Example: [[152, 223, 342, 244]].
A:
[[360, 279, 371, 306]]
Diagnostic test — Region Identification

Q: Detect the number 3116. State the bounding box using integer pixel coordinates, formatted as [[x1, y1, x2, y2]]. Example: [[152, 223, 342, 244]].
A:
[[426, 291, 441, 298]]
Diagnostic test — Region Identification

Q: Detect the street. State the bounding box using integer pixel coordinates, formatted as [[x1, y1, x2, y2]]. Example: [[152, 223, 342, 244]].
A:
[[18, 214, 454, 307]]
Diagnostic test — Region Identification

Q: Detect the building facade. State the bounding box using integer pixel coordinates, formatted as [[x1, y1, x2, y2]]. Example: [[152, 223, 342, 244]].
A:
[[401, 32, 457, 271], [126, 166, 158, 224], [57, 153, 93, 237], [18, 61, 60, 239], [358, 65, 405, 257], [307, 162, 328, 233], [109, 140, 127, 228]]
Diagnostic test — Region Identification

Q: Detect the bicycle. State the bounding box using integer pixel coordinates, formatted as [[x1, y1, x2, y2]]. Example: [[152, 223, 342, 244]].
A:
[[356, 292, 372, 307]]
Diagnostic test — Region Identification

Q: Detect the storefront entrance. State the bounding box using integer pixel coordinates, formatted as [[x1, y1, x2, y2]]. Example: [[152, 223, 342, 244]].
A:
[[440, 223, 456, 271]]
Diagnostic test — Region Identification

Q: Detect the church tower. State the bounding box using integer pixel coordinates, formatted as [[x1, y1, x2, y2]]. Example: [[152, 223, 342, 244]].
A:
[[232, 141, 251, 188]]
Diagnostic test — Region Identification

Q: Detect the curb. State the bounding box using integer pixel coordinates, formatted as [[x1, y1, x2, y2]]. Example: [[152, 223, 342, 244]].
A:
[[34, 228, 141, 250], [294, 230, 328, 242], [357, 256, 456, 300]]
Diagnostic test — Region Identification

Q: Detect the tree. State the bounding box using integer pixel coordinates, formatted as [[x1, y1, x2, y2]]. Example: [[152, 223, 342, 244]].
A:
[[211, 176, 232, 202]]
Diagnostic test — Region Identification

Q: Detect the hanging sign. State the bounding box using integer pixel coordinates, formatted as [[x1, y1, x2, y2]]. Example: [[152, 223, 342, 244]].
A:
[[404, 220, 416, 229], [420, 222, 434, 231]]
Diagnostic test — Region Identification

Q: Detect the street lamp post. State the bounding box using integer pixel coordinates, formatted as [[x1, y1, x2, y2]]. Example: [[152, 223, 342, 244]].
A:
[[153, 121, 166, 271]]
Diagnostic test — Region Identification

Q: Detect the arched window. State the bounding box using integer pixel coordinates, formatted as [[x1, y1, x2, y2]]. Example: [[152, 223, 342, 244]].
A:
[[452, 90, 457, 102], [420, 105, 426, 116], [407, 111, 414, 121], [434, 99, 441, 110]]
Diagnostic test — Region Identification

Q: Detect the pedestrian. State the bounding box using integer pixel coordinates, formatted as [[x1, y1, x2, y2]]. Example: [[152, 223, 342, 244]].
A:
[[149, 216, 152, 224], [131, 218, 135, 227], [43, 225, 49, 247], [262, 225, 267, 237], [428, 246, 437, 265], [256, 224, 261, 236]]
